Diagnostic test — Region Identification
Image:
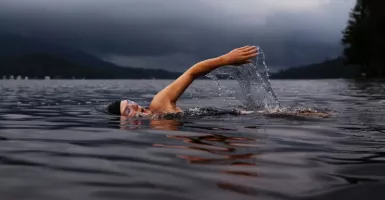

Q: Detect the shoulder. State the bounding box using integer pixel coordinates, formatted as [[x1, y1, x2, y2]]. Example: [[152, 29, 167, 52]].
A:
[[149, 95, 181, 114]]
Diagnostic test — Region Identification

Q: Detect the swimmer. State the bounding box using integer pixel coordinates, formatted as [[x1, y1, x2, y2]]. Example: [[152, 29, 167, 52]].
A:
[[106, 46, 259, 117]]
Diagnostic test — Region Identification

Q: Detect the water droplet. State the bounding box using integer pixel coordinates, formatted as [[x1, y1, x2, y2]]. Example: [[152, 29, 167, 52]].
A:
[[206, 46, 280, 110]]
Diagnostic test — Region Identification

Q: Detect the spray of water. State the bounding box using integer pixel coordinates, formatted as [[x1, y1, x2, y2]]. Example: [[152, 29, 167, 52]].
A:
[[206, 47, 280, 111]]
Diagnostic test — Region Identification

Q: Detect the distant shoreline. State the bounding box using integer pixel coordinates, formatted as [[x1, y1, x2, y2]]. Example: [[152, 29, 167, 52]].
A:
[[270, 58, 360, 79]]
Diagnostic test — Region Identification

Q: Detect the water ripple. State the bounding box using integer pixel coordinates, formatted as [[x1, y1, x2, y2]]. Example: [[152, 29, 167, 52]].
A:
[[0, 80, 385, 200]]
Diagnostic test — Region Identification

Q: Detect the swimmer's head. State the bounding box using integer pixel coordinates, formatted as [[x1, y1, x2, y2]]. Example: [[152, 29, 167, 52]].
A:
[[106, 100, 150, 117], [106, 101, 121, 115]]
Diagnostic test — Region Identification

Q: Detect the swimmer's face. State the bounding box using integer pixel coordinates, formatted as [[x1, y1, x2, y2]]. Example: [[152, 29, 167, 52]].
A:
[[120, 100, 151, 117]]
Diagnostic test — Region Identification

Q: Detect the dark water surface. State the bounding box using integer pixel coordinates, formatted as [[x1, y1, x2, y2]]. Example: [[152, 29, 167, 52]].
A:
[[0, 79, 384, 200]]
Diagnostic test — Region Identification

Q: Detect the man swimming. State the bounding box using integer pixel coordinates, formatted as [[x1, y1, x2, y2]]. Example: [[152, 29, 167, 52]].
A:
[[106, 46, 259, 117]]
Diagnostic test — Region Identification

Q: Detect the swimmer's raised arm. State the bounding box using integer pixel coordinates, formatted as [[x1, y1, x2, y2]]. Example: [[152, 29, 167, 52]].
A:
[[149, 46, 258, 113]]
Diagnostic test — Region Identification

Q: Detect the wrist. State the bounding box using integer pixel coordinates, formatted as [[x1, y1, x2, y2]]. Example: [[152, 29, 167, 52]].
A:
[[218, 55, 230, 66]]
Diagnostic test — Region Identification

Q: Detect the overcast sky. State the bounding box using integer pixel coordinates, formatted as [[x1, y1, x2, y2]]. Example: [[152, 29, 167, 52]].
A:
[[0, 0, 355, 71]]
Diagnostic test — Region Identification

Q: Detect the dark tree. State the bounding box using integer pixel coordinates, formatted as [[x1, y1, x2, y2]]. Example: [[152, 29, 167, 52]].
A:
[[342, 0, 385, 78], [342, 0, 369, 75], [366, 0, 385, 77]]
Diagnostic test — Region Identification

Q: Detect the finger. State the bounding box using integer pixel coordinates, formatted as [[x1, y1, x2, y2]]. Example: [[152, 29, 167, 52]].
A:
[[242, 49, 258, 57], [243, 49, 258, 56], [242, 45, 256, 51], [241, 48, 257, 56], [242, 46, 257, 53], [238, 45, 250, 50], [245, 53, 259, 59]]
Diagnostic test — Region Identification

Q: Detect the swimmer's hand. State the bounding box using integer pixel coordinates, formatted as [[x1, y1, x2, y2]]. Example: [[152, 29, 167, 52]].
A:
[[220, 46, 258, 66]]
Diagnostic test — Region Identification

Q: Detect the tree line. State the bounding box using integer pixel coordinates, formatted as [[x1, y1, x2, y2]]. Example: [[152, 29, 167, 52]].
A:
[[0, 54, 180, 79], [342, 0, 385, 78], [270, 58, 359, 79]]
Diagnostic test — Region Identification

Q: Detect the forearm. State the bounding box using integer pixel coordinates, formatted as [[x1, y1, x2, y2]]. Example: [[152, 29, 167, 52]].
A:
[[150, 56, 227, 107], [186, 56, 228, 78]]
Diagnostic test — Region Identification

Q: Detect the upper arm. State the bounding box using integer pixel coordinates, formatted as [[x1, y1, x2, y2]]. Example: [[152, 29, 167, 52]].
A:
[[149, 56, 228, 113], [149, 72, 195, 112]]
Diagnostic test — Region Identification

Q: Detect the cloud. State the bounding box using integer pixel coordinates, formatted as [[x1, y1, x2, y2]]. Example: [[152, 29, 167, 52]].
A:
[[264, 0, 331, 11], [0, 0, 355, 71], [206, 0, 332, 23]]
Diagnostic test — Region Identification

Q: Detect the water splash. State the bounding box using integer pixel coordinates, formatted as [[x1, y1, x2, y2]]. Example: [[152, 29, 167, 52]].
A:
[[206, 47, 280, 111]]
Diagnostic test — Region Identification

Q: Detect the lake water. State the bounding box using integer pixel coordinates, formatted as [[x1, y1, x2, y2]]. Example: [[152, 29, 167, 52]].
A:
[[0, 79, 384, 200]]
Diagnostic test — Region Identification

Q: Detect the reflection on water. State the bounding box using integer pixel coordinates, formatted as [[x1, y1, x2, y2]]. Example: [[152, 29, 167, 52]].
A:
[[147, 118, 261, 196], [0, 79, 385, 200]]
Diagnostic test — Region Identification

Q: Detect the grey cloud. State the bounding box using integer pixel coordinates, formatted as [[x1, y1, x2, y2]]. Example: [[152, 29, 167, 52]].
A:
[[0, 0, 355, 71]]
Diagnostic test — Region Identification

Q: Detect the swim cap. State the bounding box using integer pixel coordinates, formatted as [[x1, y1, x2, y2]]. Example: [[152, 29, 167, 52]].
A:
[[106, 101, 121, 115]]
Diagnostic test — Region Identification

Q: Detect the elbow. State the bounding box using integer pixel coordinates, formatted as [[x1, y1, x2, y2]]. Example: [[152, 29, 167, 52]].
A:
[[186, 68, 202, 79]]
